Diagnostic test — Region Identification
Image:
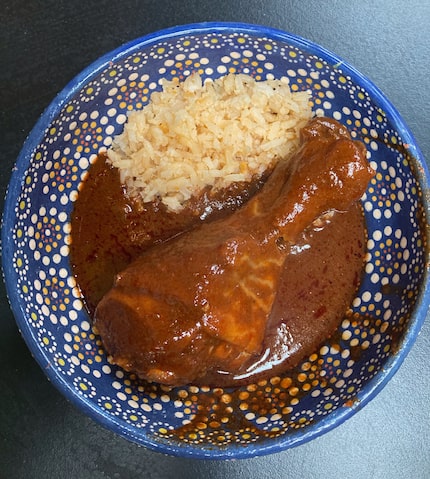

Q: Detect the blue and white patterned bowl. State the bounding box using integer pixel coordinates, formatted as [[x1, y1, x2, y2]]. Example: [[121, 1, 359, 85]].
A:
[[2, 23, 429, 458]]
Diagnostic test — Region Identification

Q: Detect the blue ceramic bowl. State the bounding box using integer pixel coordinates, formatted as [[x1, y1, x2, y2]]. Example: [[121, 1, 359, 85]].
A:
[[2, 23, 429, 458]]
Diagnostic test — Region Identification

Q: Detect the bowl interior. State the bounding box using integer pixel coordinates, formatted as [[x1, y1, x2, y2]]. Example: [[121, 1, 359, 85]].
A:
[[2, 23, 429, 458]]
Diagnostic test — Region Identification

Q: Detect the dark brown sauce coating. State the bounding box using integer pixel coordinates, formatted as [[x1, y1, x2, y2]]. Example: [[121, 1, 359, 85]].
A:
[[70, 124, 368, 387], [71, 154, 267, 314], [207, 204, 365, 385]]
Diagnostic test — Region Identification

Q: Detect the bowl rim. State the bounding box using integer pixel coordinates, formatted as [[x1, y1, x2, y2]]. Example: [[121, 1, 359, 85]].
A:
[[2, 21, 430, 459]]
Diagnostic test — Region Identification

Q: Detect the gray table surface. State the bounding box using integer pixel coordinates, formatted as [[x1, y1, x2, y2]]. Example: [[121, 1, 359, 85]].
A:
[[1, 1, 429, 478]]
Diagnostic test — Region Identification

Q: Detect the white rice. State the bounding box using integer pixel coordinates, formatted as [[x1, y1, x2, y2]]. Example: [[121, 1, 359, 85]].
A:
[[107, 73, 312, 212]]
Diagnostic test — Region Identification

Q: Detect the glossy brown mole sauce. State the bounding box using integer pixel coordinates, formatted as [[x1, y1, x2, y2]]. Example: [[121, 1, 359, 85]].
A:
[[201, 204, 365, 386], [70, 153, 366, 387], [70, 153, 267, 315]]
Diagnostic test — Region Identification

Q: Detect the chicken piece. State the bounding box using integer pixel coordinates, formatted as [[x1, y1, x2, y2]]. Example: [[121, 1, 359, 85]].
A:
[[94, 117, 374, 386]]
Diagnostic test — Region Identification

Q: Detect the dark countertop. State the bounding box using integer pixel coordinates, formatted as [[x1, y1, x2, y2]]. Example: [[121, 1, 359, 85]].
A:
[[1, 1, 429, 478]]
